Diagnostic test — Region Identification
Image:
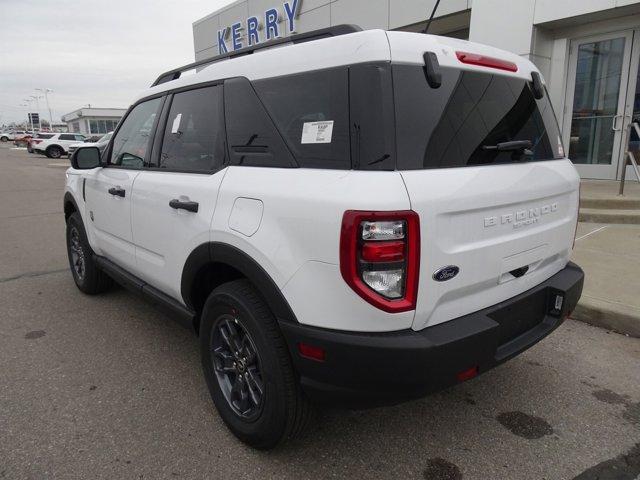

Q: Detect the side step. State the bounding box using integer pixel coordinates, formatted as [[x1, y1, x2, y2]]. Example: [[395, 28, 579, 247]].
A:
[[94, 255, 197, 331]]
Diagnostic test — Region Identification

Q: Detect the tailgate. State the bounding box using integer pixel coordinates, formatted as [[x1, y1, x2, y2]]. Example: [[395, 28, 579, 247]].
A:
[[403, 160, 579, 330]]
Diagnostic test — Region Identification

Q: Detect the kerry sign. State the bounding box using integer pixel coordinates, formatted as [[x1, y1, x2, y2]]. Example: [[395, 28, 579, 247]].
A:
[[217, 0, 300, 54]]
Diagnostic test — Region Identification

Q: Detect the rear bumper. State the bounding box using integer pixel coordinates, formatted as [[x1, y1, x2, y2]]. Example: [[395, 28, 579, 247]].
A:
[[280, 262, 584, 407]]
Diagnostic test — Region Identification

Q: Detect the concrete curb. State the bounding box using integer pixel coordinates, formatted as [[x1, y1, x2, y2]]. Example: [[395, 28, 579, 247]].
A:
[[578, 208, 640, 224], [571, 296, 640, 338]]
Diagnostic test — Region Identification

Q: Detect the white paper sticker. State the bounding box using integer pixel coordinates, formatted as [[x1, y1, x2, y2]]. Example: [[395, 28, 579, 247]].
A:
[[171, 113, 182, 134], [557, 135, 565, 157], [301, 121, 334, 144]]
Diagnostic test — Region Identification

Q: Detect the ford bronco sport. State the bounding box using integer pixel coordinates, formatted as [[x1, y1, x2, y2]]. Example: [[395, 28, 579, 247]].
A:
[[63, 25, 584, 449]]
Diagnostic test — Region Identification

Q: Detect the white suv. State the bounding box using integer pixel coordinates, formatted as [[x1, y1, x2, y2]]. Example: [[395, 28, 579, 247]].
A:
[[63, 26, 584, 449], [35, 132, 86, 158]]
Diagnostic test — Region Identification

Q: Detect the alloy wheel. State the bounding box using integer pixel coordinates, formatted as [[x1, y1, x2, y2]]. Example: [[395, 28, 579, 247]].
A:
[[69, 226, 85, 280], [211, 314, 264, 420]]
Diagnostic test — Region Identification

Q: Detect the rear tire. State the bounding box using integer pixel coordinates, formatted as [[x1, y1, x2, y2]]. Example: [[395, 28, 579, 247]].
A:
[[47, 145, 63, 158], [200, 279, 313, 449], [0, 136, 8, 142], [66, 212, 112, 294]]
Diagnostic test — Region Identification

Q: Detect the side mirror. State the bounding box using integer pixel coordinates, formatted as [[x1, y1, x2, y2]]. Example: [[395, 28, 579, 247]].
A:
[[71, 146, 101, 169]]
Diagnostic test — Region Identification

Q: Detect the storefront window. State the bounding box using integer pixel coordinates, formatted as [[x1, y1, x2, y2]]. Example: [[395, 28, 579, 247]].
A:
[[89, 119, 121, 134]]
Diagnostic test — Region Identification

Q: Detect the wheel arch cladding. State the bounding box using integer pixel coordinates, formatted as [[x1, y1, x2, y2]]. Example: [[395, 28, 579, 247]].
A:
[[64, 192, 79, 221], [181, 242, 299, 327]]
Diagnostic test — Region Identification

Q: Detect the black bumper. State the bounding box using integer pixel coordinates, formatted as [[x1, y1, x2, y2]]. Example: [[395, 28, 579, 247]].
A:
[[280, 262, 584, 407]]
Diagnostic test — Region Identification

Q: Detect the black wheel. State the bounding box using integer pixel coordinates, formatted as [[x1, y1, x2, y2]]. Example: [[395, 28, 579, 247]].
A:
[[47, 146, 63, 158], [66, 212, 112, 294], [200, 280, 313, 449], [0, 136, 8, 142]]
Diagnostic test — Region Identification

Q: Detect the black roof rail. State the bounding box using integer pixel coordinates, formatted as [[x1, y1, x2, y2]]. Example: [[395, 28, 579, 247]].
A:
[[151, 24, 363, 87]]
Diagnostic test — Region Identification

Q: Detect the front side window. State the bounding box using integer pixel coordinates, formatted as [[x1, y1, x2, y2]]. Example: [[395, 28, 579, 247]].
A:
[[159, 85, 225, 172], [394, 66, 564, 169], [253, 67, 350, 169], [59, 134, 75, 141], [110, 98, 161, 168]]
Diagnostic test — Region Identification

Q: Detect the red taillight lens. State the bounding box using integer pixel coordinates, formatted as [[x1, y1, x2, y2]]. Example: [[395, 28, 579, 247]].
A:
[[340, 211, 420, 313], [456, 51, 518, 72], [361, 240, 405, 262], [33, 139, 42, 144]]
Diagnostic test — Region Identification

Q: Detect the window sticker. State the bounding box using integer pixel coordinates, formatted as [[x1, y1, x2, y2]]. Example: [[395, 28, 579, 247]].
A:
[[171, 113, 182, 134], [557, 135, 565, 157], [301, 120, 334, 144]]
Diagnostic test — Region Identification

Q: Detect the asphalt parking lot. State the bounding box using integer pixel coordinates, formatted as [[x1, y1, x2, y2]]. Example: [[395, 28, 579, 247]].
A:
[[0, 143, 639, 480]]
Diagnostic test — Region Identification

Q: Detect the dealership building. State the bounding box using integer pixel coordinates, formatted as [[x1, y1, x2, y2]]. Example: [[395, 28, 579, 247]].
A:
[[61, 107, 126, 136], [193, 0, 640, 181]]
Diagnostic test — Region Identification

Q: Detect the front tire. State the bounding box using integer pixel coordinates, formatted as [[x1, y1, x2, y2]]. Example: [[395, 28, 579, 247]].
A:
[[0, 136, 8, 142], [200, 280, 313, 449], [66, 212, 112, 294], [47, 146, 63, 158]]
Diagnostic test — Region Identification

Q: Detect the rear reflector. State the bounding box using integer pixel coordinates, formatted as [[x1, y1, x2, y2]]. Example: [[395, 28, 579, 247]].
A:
[[298, 342, 325, 362], [456, 366, 479, 382], [456, 51, 518, 72]]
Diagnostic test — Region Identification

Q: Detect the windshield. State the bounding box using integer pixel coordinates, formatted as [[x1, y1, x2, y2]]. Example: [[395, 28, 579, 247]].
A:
[[393, 66, 564, 169]]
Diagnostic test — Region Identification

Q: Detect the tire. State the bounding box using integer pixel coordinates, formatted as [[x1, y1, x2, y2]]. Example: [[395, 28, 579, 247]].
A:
[[66, 212, 112, 294], [0, 136, 8, 142], [46, 145, 63, 159], [200, 279, 313, 449]]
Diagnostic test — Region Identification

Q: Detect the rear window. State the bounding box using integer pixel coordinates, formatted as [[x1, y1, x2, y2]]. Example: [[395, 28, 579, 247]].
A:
[[393, 65, 564, 170], [36, 133, 54, 139]]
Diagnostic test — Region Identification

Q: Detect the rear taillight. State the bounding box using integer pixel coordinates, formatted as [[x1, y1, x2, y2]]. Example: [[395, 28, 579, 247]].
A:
[[32, 139, 42, 144], [340, 211, 420, 313], [456, 51, 518, 72]]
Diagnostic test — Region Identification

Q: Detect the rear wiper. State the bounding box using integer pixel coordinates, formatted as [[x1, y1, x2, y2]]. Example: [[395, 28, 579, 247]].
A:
[[482, 140, 533, 156]]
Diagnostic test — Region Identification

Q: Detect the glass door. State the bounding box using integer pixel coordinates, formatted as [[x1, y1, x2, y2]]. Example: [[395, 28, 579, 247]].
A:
[[564, 30, 633, 179]]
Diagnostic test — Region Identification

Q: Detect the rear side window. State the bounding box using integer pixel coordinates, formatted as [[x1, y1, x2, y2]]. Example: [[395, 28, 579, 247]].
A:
[[394, 66, 564, 169], [253, 68, 350, 169], [159, 85, 225, 172], [224, 77, 295, 168], [110, 97, 162, 168]]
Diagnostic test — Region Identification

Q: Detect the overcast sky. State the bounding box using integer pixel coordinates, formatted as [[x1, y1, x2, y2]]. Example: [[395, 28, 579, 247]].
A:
[[0, 0, 235, 126]]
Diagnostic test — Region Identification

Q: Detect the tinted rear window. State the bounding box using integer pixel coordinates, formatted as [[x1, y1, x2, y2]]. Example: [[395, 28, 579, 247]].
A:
[[253, 68, 350, 169], [394, 65, 564, 170]]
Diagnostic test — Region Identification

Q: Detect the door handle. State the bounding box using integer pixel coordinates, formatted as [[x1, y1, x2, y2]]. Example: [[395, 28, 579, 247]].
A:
[[613, 114, 623, 131], [108, 186, 125, 197], [169, 198, 199, 213]]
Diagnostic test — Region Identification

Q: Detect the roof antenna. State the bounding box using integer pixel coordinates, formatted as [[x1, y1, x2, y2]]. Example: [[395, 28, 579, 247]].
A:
[[422, 0, 442, 34]]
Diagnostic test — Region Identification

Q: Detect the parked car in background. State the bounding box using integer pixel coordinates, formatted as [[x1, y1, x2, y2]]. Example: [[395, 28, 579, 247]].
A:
[[27, 133, 56, 153], [67, 132, 113, 157], [1, 131, 27, 142], [34, 133, 86, 158]]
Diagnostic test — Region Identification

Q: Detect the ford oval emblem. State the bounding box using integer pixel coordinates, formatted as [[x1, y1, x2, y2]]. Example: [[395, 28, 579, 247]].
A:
[[433, 265, 459, 282]]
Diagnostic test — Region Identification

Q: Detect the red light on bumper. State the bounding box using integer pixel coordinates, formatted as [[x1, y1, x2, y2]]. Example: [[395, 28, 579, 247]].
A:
[[298, 342, 325, 362], [456, 51, 518, 72], [456, 366, 479, 382]]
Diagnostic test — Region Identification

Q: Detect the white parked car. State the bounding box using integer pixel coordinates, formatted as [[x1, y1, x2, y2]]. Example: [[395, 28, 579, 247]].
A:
[[34, 133, 86, 158], [0, 130, 27, 142], [67, 132, 113, 157], [63, 26, 584, 449]]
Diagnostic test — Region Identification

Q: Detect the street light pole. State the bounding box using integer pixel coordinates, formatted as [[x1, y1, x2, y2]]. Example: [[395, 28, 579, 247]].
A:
[[36, 88, 54, 131]]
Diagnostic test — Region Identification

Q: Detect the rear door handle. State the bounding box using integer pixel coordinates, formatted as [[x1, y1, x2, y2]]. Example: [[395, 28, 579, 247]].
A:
[[108, 186, 125, 197], [169, 199, 199, 213]]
